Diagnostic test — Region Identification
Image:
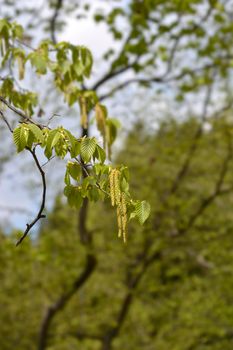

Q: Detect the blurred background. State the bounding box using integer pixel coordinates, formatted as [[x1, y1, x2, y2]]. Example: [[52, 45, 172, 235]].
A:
[[1, 0, 233, 349]]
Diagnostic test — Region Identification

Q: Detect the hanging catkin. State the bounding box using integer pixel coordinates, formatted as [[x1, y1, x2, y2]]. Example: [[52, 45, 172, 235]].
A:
[[109, 168, 128, 242], [79, 97, 88, 129]]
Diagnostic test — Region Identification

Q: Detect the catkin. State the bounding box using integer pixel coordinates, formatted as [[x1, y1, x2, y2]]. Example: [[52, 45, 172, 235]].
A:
[[117, 206, 122, 238], [121, 193, 127, 243], [95, 104, 106, 148], [79, 97, 88, 129], [114, 169, 121, 205], [109, 168, 128, 242], [109, 169, 116, 206]]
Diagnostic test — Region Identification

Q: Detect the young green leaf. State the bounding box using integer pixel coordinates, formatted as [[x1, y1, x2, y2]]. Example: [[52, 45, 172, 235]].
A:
[[13, 126, 21, 152], [27, 124, 44, 143], [94, 144, 106, 164], [80, 137, 97, 163], [44, 129, 60, 159], [135, 200, 151, 225], [13, 125, 29, 152], [64, 185, 83, 209], [67, 161, 82, 181]]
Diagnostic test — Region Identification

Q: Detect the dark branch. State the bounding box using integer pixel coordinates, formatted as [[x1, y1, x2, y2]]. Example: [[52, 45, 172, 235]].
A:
[[0, 95, 30, 120], [50, 0, 63, 44], [0, 96, 47, 129], [16, 148, 46, 246], [91, 32, 138, 92], [180, 135, 233, 235], [169, 83, 212, 195], [37, 115, 96, 349], [98, 60, 231, 101], [0, 110, 13, 132], [92, 65, 134, 92], [74, 330, 102, 341], [101, 250, 162, 350], [38, 253, 97, 350]]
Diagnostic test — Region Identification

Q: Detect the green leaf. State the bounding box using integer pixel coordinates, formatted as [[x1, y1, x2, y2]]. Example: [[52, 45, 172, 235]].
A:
[[106, 118, 120, 158], [94, 144, 106, 164], [12, 23, 23, 39], [64, 185, 83, 209], [64, 129, 77, 150], [44, 129, 60, 159], [64, 170, 71, 185], [80, 137, 97, 163], [135, 200, 151, 225], [71, 141, 81, 158], [54, 141, 67, 158], [19, 126, 28, 151], [13, 126, 21, 152], [120, 177, 129, 193], [88, 186, 100, 202], [67, 161, 82, 181], [27, 124, 44, 143], [13, 125, 28, 152], [51, 131, 61, 148], [28, 51, 48, 74], [26, 130, 35, 149]]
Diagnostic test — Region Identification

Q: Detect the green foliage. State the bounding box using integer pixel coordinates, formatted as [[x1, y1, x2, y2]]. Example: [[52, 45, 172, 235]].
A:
[[1, 118, 233, 349], [0, 19, 150, 242]]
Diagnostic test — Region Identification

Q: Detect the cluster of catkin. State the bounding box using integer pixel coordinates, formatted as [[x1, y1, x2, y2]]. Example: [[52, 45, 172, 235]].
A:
[[109, 168, 127, 243]]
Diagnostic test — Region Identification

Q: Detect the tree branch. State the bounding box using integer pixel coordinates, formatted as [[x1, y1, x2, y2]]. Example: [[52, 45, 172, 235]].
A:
[[169, 83, 212, 195], [50, 0, 63, 44], [179, 134, 233, 235], [37, 113, 96, 349], [98, 60, 232, 101], [0, 110, 13, 132], [0, 95, 31, 120], [0, 96, 47, 129], [101, 250, 162, 350], [91, 32, 139, 93], [92, 65, 134, 92], [38, 253, 97, 350], [16, 147, 46, 246]]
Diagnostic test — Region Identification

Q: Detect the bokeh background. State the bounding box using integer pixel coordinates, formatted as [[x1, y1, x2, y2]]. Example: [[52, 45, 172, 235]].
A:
[[1, 1, 233, 349]]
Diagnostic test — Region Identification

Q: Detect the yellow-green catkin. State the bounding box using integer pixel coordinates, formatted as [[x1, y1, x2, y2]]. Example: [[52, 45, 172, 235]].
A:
[[95, 103, 106, 149], [121, 193, 127, 243], [117, 206, 122, 238], [109, 169, 116, 206], [109, 168, 128, 243], [79, 97, 88, 129], [114, 169, 121, 205]]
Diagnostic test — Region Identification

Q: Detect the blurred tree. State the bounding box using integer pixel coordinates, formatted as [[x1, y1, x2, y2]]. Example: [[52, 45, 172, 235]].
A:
[[1, 114, 233, 349], [1, 2, 233, 349]]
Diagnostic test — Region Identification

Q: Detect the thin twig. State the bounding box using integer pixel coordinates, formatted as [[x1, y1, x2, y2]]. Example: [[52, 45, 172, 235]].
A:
[[41, 155, 56, 167], [0, 96, 29, 120], [98, 59, 232, 101], [50, 0, 63, 44], [169, 83, 213, 194], [0, 96, 48, 129], [0, 110, 13, 133], [16, 148, 46, 246], [180, 134, 233, 235], [75, 157, 110, 197]]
